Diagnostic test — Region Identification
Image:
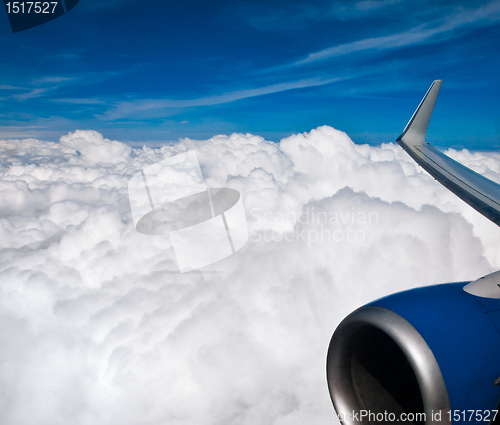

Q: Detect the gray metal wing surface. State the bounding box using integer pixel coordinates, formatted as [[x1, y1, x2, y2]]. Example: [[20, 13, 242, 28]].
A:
[[397, 80, 500, 226]]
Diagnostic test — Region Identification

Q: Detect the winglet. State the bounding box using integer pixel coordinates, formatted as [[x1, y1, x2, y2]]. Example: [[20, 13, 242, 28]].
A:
[[397, 80, 442, 147], [395, 80, 500, 227]]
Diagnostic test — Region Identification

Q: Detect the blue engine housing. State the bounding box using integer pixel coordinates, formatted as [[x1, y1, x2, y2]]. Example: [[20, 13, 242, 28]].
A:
[[327, 282, 500, 424]]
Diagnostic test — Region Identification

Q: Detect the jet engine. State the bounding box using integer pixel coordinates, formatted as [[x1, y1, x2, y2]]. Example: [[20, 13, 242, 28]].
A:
[[327, 279, 500, 424]]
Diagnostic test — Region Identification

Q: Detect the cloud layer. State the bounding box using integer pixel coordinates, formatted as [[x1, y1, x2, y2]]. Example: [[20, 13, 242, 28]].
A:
[[0, 127, 499, 424]]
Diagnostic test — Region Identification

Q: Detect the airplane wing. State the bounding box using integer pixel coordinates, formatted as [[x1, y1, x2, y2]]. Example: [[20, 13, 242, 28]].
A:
[[397, 80, 500, 226]]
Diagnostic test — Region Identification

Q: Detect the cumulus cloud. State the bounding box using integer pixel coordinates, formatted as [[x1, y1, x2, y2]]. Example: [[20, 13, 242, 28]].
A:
[[0, 127, 498, 424]]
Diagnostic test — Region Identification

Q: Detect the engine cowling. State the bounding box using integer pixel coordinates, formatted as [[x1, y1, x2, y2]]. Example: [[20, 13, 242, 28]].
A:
[[327, 281, 500, 424]]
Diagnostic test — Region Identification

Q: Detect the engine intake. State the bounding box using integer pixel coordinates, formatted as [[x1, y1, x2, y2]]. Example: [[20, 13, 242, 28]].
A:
[[327, 305, 450, 425]]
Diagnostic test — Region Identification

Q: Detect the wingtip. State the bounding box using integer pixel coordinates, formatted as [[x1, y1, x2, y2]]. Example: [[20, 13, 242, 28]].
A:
[[398, 80, 443, 147], [431, 79, 443, 92]]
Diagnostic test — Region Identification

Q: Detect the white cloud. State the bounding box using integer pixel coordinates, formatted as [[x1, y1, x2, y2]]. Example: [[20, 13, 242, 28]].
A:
[[12, 88, 51, 101], [0, 127, 498, 424], [59, 130, 132, 164], [51, 98, 106, 105], [33, 77, 74, 84]]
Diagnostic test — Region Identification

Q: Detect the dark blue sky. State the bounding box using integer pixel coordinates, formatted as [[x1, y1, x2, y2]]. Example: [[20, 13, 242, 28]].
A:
[[1, 0, 500, 148]]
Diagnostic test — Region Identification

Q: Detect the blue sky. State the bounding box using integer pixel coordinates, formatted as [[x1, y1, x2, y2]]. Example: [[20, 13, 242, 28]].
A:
[[1, 0, 500, 148]]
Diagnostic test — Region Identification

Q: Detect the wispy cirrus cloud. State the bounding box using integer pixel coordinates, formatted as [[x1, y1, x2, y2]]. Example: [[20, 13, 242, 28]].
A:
[[6, 71, 123, 104], [292, 0, 500, 66], [0, 84, 22, 90], [12, 88, 52, 101], [33, 76, 75, 84], [232, 0, 403, 32], [355, 0, 401, 11], [102, 77, 341, 120], [51, 98, 106, 105], [4, 75, 78, 102]]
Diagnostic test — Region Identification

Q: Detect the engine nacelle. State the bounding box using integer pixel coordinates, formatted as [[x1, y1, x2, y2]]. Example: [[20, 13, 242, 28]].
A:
[[327, 279, 500, 424]]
